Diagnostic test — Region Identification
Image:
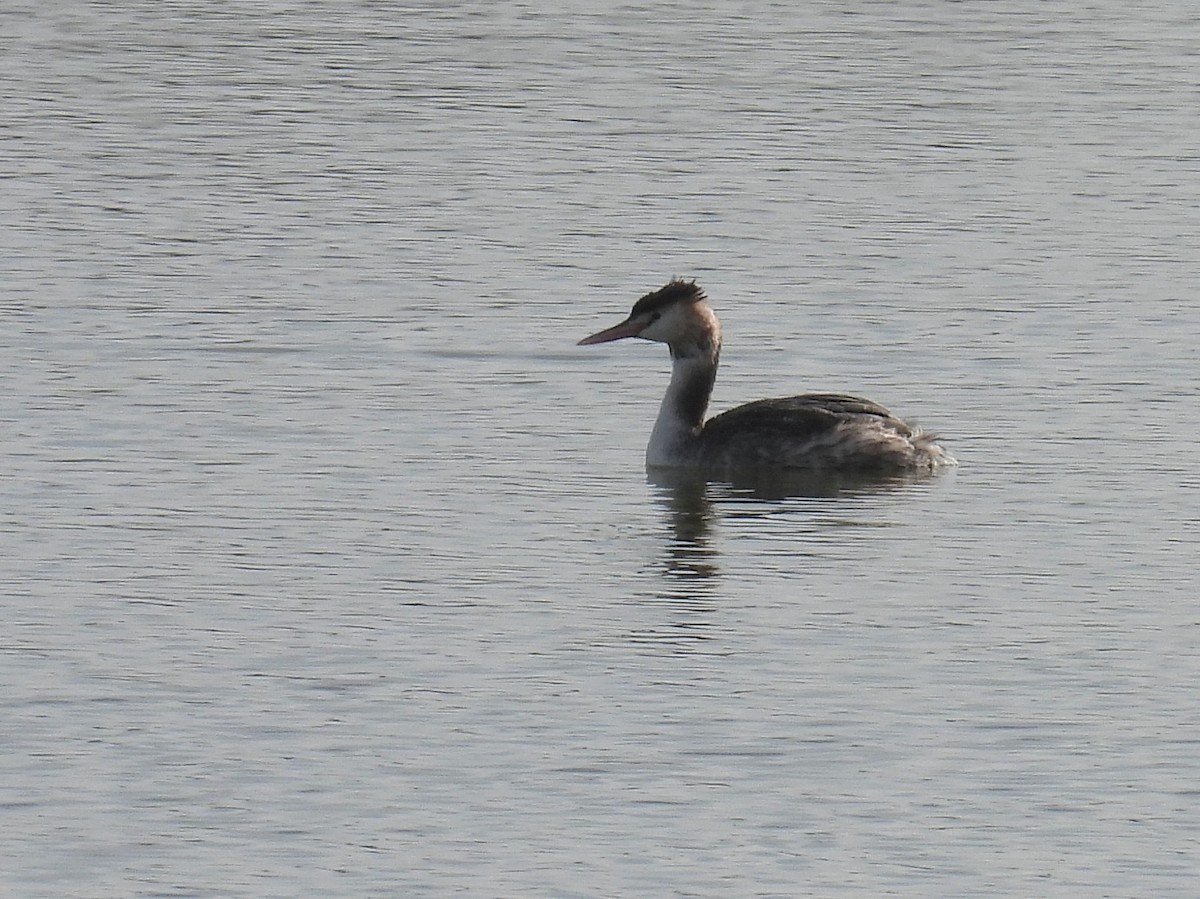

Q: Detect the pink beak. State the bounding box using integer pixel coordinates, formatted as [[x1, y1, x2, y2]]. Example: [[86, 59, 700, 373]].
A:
[[577, 317, 646, 346]]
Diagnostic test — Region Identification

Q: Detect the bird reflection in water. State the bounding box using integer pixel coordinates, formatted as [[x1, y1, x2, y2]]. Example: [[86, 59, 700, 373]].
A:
[[629, 467, 937, 652], [648, 465, 934, 579]]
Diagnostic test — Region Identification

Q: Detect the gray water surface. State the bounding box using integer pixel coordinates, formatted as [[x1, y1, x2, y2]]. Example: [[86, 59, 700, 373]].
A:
[[3, 1, 1199, 896]]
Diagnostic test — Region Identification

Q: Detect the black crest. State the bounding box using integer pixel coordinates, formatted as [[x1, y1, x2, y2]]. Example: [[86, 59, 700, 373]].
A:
[[630, 279, 705, 317]]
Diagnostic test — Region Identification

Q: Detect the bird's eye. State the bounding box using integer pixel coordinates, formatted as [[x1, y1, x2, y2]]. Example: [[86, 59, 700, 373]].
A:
[[649, 312, 661, 322]]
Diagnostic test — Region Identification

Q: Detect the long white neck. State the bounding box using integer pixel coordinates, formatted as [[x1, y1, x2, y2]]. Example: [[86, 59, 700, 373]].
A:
[[645, 343, 720, 467]]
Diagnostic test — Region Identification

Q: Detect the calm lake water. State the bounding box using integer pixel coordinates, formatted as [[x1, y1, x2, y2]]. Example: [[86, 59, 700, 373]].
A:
[[4, 1, 1199, 896]]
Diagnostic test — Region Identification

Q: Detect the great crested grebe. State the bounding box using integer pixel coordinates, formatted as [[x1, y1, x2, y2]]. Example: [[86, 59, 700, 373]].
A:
[[578, 279, 954, 472]]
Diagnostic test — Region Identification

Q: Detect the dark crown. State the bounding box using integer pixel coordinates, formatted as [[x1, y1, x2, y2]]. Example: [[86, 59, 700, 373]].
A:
[[630, 279, 706, 317]]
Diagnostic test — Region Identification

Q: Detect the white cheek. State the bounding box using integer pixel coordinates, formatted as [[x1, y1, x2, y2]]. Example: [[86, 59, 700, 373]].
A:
[[639, 318, 668, 341], [644, 309, 685, 340]]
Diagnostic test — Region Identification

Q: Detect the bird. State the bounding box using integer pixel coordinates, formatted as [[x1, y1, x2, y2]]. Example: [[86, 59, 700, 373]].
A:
[[577, 279, 953, 473]]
